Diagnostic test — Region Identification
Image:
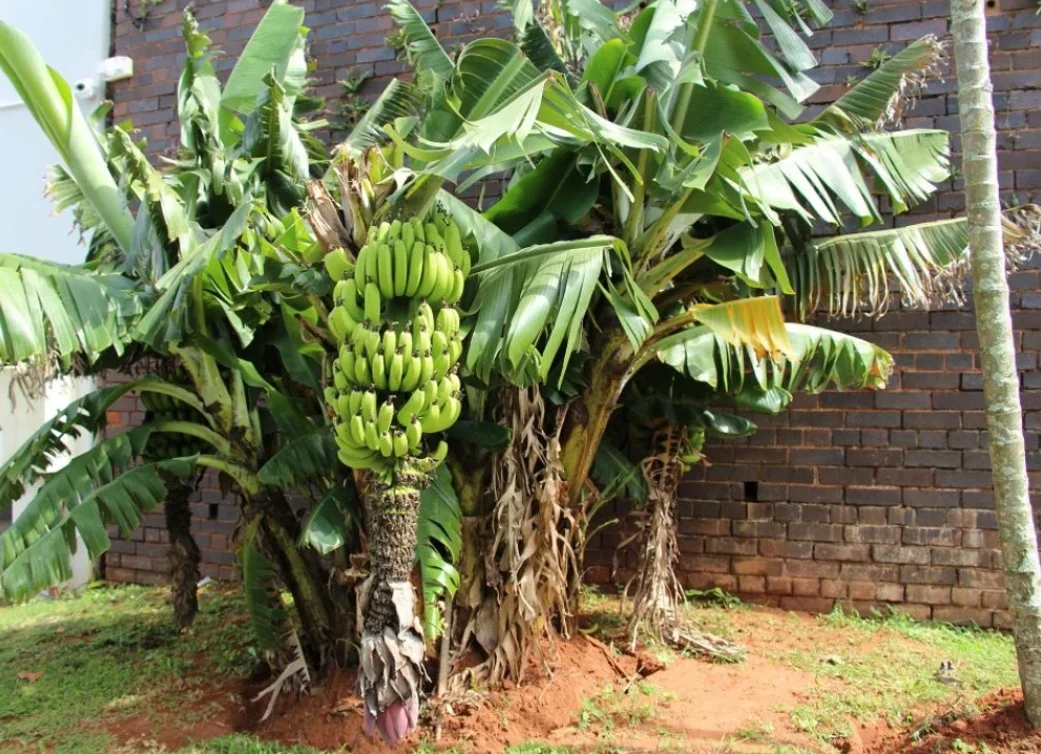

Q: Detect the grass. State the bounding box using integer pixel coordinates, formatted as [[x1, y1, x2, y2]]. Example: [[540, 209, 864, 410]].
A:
[[0, 584, 259, 753], [0, 584, 1022, 754], [777, 606, 1018, 743]]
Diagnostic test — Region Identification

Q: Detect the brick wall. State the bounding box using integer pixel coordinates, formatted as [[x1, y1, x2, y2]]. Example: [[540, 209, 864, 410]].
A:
[[103, 0, 1041, 626]]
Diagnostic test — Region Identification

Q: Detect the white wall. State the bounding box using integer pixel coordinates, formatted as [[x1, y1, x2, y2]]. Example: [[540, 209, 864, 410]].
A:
[[0, 0, 113, 592], [0, 0, 112, 264]]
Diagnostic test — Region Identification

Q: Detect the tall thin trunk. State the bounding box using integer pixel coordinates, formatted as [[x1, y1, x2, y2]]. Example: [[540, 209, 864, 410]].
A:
[[164, 478, 200, 630], [951, 0, 1041, 726]]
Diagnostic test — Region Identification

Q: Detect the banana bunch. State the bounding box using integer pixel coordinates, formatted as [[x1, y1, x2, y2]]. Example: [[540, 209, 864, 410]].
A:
[[324, 214, 470, 474], [142, 390, 206, 459]]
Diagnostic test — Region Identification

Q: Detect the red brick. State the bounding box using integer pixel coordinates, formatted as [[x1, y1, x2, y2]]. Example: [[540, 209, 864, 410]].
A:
[[792, 578, 821, 596], [814, 544, 871, 562], [906, 585, 951, 604]]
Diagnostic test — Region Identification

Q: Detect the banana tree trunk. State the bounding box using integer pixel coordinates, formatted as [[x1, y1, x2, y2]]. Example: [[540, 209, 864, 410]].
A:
[[163, 477, 200, 630], [951, 0, 1041, 726], [358, 467, 428, 747], [561, 332, 633, 506], [253, 490, 352, 669]]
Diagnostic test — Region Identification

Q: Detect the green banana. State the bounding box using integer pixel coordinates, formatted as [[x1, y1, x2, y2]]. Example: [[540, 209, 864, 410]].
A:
[[424, 223, 443, 250], [393, 241, 408, 297], [427, 253, 448, 302], [405, 419, 422, 450], [431, 330, 448, 360], [401, 221, 415, 250], [405, 241, 425, 297], [389, 219, 402, 242], [366, 242, 381, 285], [362, 389, 377, 422], [365, 328, 382, 361], [417, 302, 435, 331], [411, 218, 425, 244], [437, 376, 452, 405], [339, 348, 356, 380], [392, 431, 409, 458], [377, 401, 394, 434], [397, 331, 413, 358], [355, 244, 370, 289], [388, 351, 404, 391], [377, 221, 392, 242], [324, 248, 351, 281], [396, 390, 426, 425], [364, 283, 381, 325], [378, 432, 394, 458], [355, 354, 372, 385], [371, 350, 387, 390], [447, 269, 465, 304], [364, 420, 380, 451], [423, 379, 438, 408], [382, 329, 397, 356], [419, 352, 435, 384], [444, 222, 463, 268], [329, 307, 358, 343], [333, 369, 348, 392], [349, 388, 364, 416], [416, 246, 439, 299], [420, 403, 442, 433], [404, 351, 424, 393], [377, 243, 394, 299], [336, 394, 351, 420], [342, 279, 365, 321], [350, 414, 366, 445]]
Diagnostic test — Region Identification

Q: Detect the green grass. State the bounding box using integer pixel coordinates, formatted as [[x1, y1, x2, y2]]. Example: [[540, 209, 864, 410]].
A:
[[172, 736, 329, 754], [779, 606, 1018, 743], [0, 584, 258, 753]]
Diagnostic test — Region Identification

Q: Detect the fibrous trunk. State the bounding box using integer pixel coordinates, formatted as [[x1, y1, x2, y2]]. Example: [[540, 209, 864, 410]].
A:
[[623, 429, 742, 661], [358, 467, 428, 746], [625, 428, 684, 649], [951, 0, 1041, 726], [453, 387, 577, 688], [163, 477, 200, 630]]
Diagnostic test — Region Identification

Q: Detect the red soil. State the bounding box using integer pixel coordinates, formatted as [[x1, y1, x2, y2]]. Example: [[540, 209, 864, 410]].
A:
[[865, 689, 1041, 754]]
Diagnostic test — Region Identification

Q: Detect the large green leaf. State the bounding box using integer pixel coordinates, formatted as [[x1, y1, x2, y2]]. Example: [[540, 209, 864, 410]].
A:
[[0, 21, 135, 252], [0, 253, 148, 368], [0, 425, 196, 601], [221, 0, 307, 117], [417, 465, 462, 639]]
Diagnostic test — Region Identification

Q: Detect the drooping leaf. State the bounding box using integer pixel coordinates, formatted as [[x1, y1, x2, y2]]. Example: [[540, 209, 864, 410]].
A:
[[0, 253, 148, 368], [257, 427, 339, 487], [417, 465, 462, 639], [240, 517, 287, 651], [815, 36, 946, 130], [0, 425, 196, 601]]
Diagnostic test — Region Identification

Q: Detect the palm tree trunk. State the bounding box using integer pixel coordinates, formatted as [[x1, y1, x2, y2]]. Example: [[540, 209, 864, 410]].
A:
[[951, 0, 1041, 726], [163, 478, 200, 630]]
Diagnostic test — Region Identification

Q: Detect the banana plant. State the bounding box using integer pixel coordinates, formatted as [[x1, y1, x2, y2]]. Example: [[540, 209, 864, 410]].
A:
[[335, 0, 1041, 690], [0, 3, 361, 655]]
